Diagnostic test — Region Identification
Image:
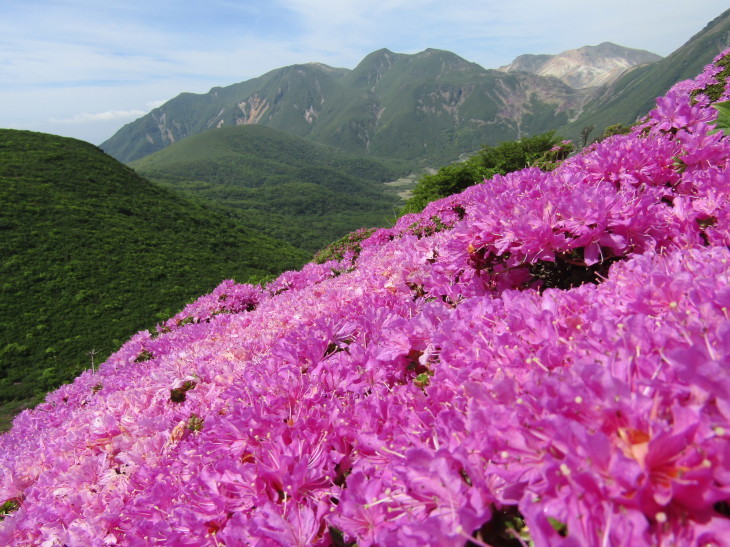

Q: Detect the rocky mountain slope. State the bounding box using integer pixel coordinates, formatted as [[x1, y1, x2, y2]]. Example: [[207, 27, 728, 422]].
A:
[[101, 9, 730, 167], [498, 42, 662, 89], [102, 48, 590, 165], [561, 8, 730, 140]]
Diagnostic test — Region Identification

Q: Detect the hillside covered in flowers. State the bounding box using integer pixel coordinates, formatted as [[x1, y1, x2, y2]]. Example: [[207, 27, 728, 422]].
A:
[[2, 50, 730, 546]]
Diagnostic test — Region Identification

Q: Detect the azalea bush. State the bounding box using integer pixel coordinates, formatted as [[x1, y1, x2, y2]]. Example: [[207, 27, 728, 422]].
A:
[[1, 50, 730, 546]]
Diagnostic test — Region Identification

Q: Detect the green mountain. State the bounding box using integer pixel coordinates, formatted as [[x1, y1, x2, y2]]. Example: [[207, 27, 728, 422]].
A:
[[129, 124, 403, 253], [102, 10, 729, 166], [0, 129, 309, 427], [561, 8, 730, 139], [102, 49, 589, 166]]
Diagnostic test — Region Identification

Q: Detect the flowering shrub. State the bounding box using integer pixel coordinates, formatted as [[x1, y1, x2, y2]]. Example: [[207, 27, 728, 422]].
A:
[[1, 50, 730, 546], [531, 139, 575, 171], [313, 227, 378, 265]]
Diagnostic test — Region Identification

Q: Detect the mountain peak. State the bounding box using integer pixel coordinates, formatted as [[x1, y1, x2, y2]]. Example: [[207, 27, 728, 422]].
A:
[[303, 61, 345, 73], [498, 42, 662, 88], [414, 47, 480, 66], [101, 9, 727, 165]]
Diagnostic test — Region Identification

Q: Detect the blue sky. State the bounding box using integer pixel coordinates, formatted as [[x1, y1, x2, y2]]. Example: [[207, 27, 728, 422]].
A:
[[1, 0, 728, 145]]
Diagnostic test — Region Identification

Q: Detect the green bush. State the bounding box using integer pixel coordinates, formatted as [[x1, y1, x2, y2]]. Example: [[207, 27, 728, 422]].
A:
[[402, 131, 563, 213]]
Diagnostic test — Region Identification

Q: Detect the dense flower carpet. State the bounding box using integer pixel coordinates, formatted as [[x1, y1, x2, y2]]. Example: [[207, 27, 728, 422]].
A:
[[2, 50, 730, 545]]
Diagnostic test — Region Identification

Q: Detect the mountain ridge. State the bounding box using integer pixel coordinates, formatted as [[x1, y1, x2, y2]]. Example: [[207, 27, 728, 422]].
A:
[[101, 48, 590, 165], [497, 42, 662, 89], [560, 8, 730, 140], [101, 9, 730, 166]]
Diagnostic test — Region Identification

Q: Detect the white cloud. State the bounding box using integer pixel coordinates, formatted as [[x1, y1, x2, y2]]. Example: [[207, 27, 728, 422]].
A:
[[50, 110, 147, 125]]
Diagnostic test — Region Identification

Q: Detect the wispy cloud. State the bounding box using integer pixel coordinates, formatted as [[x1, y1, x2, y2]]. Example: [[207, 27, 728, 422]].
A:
[[50, 110, 147, 125]]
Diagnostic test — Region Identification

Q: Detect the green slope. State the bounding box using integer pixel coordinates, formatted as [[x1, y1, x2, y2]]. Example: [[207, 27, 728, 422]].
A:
[[561, 8, 730, 139], [130, 125, 404, 252], [0, 129, 309, 428]]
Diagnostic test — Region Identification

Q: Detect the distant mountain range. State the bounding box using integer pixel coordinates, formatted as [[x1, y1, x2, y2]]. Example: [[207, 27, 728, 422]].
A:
[[102, 8, 730, 166], [103, 48, 584, 165]]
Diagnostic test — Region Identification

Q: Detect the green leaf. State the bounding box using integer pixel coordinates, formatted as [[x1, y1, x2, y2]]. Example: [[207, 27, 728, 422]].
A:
[[0, 498, 21, 521], [187, 414, 204, 432], [711, 100, 730, 135], [414, 372, 431, 388], [329, 526, 357, 547], [547, 516, 568, 537]]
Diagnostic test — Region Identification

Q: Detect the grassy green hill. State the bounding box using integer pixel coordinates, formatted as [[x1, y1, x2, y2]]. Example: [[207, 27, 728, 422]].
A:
[[0, 129, 309, 429], [130, 124, 404, 252]]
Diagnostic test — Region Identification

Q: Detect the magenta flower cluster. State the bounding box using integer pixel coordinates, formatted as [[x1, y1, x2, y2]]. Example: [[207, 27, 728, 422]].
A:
[[1, 51, 730, 546]]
